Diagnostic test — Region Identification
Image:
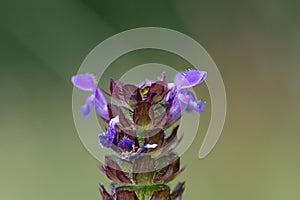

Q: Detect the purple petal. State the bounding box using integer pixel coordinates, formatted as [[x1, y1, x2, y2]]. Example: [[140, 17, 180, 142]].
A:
[[167, 95, 186, 124], [167, 88, 205, 123], [99, 116, 119, 148], [177, 89, 191, 105], [166, 87, 176, 102], [192, 99, 205, 112], [80, 95, 94, 118], [71, 74, 96, 91], [118, 137, 135, 151], [99, 132, 112, 148], [95, 88, 107, 106], [106, 117, 118, 142], [93, 88, 109, 121], [80, 104, 90, 119], [180, 90, 205, 112], [174, 70, 207, 89]]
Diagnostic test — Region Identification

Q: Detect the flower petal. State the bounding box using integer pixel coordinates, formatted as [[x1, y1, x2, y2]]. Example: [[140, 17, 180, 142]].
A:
[[80, 104, 90, 119], [99, 132, 113, 148], [174, 70, 207, 89], [166, 87, 177, 102], [71, 74, 96, 91], [179, 90, 205, 112], [99, 116, 119, 148], [177, 89, 190, 105], [80, 95, 94, 118], [106, 116, 119, 142], [95, 87, 107, 107], [167, 95, 186, 124], [176, 89, 205, 113], [188, 99, 205, 113], [118, 137, 135, 151], [94, 88, 109, 121]]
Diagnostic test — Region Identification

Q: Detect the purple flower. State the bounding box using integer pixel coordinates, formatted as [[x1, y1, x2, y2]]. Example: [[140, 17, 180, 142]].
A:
[[118, 137, 135, 151], [99, 116, 119, 148], [167, 70, 206, 123], [72, 74, 109, 121]]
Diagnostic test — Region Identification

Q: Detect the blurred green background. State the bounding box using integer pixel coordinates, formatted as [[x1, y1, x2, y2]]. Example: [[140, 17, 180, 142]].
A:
[[1, 0, 299, 199]]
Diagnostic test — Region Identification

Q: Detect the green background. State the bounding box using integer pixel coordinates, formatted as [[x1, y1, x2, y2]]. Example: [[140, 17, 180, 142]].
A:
[[0, 0, 299, 199]]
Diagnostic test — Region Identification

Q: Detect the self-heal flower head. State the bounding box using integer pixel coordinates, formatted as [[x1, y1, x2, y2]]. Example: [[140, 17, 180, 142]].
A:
[[71, 70, 206, 199], [72, 74, 109, 121]]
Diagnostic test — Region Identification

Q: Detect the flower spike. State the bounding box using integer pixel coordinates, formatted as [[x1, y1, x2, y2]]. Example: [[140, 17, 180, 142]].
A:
[[72, 70, 207, 200]]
